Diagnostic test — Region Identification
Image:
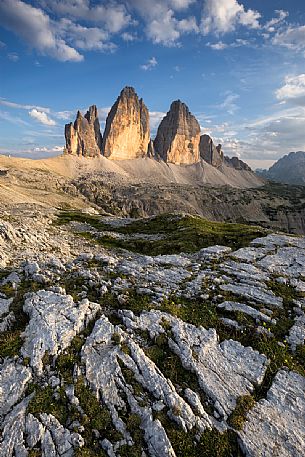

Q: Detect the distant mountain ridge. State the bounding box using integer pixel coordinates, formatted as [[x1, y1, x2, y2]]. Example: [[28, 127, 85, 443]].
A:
[[258, 151, 305, 186]]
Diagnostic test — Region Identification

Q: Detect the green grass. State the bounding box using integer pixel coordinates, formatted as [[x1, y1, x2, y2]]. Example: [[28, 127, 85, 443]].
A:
[[56, 211, 267, 255], [154, 409, 243, 457], [0, 278, 41, 358], [228, 395, 256, 430]]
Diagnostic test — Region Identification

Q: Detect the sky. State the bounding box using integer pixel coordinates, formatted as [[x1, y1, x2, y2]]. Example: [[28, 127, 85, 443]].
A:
[[1, 1, 305, 168]]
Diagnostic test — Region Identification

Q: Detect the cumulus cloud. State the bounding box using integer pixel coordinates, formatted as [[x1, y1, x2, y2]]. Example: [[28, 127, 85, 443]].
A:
[[29, 109, 56, 126], [275, 74, 305, 106], [140, 57, 158, 71], [57, 19, 115, 52], [272, 25, 305, 53], [201, 0, 261, 35], [42, 0, 132, 33], [0, 0, 83, 61], [128, 0, 198, 46]]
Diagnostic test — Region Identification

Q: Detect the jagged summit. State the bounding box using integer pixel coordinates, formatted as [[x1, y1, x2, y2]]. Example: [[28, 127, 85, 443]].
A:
[[64, 104, 101, 157], [154, 99, 201, 164], [63, 86, 253, 173], [102, 86, 150, 160]]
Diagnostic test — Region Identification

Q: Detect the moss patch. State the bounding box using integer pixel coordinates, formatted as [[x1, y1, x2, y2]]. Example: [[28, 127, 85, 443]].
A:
[[228, 395, 256, 430]]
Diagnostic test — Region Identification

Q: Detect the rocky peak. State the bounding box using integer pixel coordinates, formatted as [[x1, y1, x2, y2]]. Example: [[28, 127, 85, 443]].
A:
[[102, 86, 150, 160], [225, 156, 252, 171], [64, 105, 102, 157], [154, 100, 201, 164], [200, 134, 224, 168]]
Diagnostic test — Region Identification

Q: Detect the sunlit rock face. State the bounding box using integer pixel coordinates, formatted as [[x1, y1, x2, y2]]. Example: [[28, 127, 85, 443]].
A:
[[64, 105, 102, 157], [102, 87, 150, 160], [154, 100, 201, 165]]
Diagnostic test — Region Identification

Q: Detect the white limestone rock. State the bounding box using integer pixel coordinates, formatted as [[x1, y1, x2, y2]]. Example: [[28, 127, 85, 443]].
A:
[[121, 310, 269, 420], [0, 396, 31, 457], [218, 301, 276, 324], [0, 297, 13, 317], [22, 290, 100, 373], [0, 360, 32, 419], [287, 312, 305, 351], [258, 247, 305, 278], [220, 283, 283, 308], [239, 370, 305, 457]]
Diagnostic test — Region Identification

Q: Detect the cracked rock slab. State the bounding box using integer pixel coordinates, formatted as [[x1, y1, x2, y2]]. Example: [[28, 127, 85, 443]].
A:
[[239, 370, 305, 457], [22, 290, 100, 373], [0, 359, 31, 419], [218, 301, 276, 324]]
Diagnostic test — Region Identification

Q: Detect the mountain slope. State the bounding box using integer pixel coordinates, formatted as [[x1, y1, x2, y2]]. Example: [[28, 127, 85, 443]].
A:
[[258, 151, 305, 185]]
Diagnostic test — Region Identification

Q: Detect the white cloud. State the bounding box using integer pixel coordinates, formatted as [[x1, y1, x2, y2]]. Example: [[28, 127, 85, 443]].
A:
[[57, 19, 115, 52], [201, 0, 260, 35], [275, 74, 305, 106], [7, 52, 19, 61], [0, 99, 50, 112], [0, 0, 83, 61], [272, 25, 305, 53], [121, 32, 137, 42], [0, 40, 5, 48], [265, 10, 288, 32], [129, 0, 198, 46], [217, 92, 240, 115], [140, 57, 158, 71], [43, 0, 132, 33], [150, 111, 166, 133], [207, 39, 250, 50], [29, 109, 56, 126]]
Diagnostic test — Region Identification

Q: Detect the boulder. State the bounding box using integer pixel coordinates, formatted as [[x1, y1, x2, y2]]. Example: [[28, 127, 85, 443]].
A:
[[102, 86, 150, 160], [64, 105, 102, 157], [154, 100, 201, 164]]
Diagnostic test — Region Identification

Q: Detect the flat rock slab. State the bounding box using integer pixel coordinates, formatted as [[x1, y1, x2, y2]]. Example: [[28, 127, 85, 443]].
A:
[[239, 370, 305, 457]]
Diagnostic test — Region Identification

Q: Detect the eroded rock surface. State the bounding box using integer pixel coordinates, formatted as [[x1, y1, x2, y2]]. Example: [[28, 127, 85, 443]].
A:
[[0, 211, 304, 457], [64, 105, 102, 157], [154, 100, 200, 164], [102, 86, 150, 160], [22, 290, 100, 373], [239, 370, 305, 457]]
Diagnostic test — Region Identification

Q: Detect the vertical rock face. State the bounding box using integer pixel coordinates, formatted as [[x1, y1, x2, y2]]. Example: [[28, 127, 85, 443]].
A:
[[64, 105, 102, 157], [200, 134, 224, 168], [154, 100, 201, 165], [102, 87, 150, 160]]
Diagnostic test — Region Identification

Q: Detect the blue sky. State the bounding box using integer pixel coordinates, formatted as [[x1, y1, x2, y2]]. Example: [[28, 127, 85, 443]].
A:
[[1, 0, 305, 168]]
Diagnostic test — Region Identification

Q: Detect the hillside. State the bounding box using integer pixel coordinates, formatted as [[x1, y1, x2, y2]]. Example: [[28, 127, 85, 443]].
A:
[[258, 151, 305, 186]]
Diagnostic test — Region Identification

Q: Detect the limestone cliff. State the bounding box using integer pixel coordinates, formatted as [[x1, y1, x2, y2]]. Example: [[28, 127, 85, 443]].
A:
[[199, 134, 224, 168], [64, 105, 102, 157], [102, 87, 150, 160], [154, 100, 201, 165]]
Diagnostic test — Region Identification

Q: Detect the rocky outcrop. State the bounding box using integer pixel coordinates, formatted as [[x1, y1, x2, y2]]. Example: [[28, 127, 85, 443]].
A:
[[154, 100, 201, 165], [64, 105, 102, 157], [200, 134, 224, 168], [225, 156, 251, 171], [102, 87, 150, 160]]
